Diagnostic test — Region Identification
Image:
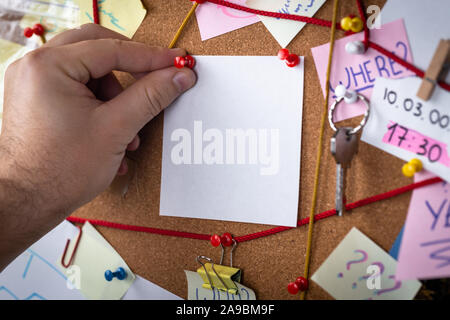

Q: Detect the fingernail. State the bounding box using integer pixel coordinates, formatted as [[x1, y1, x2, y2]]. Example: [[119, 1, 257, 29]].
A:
[[173, 71, 196, 93]]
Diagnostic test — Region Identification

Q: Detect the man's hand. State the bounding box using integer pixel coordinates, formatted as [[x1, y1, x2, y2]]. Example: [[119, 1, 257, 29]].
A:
[[0, 24, 196, 271]]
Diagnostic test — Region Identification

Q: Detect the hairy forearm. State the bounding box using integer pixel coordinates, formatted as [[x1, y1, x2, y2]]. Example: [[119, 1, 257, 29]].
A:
[[0, 141, 67, 272]]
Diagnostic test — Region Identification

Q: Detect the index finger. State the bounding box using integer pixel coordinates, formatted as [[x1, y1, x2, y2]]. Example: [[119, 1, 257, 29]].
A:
[[52, 39, 185, 83], [44, 23, 129, 48]]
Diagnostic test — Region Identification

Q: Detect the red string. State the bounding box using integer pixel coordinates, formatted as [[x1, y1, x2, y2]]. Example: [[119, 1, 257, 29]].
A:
[[368, 41, 423, 77], [368, 41, 450, 92], [204, 0, 450, 92], [92, 0, 100, 24], [67, 176, 442, 243], [205, 0, 342, 30], [66, 216, 211, 241]]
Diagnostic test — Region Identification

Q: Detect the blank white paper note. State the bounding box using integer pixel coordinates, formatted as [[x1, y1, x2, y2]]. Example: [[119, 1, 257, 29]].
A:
[[160, 56, 304, 227]]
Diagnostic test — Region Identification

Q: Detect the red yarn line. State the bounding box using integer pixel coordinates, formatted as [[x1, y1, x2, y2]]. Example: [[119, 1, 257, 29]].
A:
[[67, 177, 442, 243], [369, 41, 424, 78], [92, 0, 100, 24], [369, 41, 450, 91], [235, 176, 442, 242], [205, 0, 342, 29], [66, 216, 212, 241]]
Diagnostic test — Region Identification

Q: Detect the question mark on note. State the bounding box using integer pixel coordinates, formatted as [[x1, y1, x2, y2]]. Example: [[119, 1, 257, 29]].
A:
[[337, 249, 367, 289], [375, 275, 402, 296], [337, 249, 368, 279], [304, 0, 315, 12], [337, 250, 368, 288], [347, 250, 368, 270]]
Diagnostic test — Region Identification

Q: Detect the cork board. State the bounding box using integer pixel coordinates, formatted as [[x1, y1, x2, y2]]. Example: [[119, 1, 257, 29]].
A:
[[70, 0, 422, 300]]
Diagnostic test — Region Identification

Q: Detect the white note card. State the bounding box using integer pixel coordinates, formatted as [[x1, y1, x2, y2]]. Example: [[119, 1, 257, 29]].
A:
[[361, 77, 450, 182], [160, 56, 304, 227], [246, 0, 327, 48]]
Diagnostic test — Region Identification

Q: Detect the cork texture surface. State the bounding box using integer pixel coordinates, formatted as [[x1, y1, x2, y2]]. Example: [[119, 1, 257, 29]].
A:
[[70, 0, 416, 300]]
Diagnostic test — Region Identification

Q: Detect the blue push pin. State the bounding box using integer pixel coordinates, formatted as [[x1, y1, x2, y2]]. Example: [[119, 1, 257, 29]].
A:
[[104, 267, 127, 281]]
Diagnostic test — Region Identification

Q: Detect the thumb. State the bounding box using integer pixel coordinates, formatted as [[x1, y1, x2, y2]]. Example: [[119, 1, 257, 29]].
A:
[[99, 66, 196, 139]]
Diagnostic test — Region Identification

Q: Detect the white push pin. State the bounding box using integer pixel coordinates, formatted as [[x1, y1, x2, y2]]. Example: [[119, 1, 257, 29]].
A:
[[335, 85, 358, 104], [345, 41, 365, 55]]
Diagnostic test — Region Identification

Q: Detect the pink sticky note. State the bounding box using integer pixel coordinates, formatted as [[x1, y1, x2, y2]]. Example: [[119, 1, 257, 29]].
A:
[[311, 19, 414, 122], [396, 171, 450, 280], [195, 0, 260, 41]]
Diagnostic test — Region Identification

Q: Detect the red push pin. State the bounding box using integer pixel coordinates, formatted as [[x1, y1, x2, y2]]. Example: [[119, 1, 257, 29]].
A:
[[277, 48, 289, 60], [295, 276, 308, 291], [285, 54, 300, 68], [221, 233, 233, 247], [24, 27, 34, 38], [287, 282, 299, 295], [23, 23, 46, 44], [287, 276, 308, 294], [174, 55, 196, 69], [210, 234, 221, 247], [277, 48, 300, 68], [174, 56, 185, 69]]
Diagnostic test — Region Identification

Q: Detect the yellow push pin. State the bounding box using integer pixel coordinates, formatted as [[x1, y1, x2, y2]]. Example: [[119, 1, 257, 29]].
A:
[[340, 16, 364, 33], [402, 159, 423, 177]]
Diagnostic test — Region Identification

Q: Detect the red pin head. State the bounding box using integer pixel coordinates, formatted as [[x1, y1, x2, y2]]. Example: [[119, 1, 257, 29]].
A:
[[287, 282, 299, 295], [277, 48, 289, 60], [174, 55, 196, 69], [221, 233, 233, 247], [210, 234, 221, 247], [295, 276, 308, 291], [285, 54, 300, 68], [174, 56, 186, 69], [24, 27, 34, 38], [184, 55, 196, 69], [33, 23, 45, 36]]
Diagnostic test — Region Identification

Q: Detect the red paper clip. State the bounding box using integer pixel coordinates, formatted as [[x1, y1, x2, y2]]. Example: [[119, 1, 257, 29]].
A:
[[61, 226, 82, 268]]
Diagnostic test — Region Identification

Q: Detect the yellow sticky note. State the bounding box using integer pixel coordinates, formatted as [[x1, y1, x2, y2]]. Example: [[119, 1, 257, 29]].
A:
[[58, 222, 135, 300], [311, 227, 422, 300], [75, 0, 146, 38]]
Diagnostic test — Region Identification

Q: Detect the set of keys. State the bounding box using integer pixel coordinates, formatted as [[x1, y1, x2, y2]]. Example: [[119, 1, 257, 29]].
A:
[[328, 88, 370, 216]]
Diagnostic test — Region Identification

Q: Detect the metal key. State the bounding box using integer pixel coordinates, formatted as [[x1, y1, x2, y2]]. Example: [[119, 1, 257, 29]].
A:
[[331, 127, 359, 216]]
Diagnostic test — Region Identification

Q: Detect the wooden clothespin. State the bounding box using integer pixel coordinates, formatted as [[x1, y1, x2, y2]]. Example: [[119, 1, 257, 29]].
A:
[[417, 39, 450, 101]]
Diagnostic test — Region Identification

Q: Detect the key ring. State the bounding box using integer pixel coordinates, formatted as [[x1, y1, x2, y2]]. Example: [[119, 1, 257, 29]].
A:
[[328, 94, 370, 135]]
